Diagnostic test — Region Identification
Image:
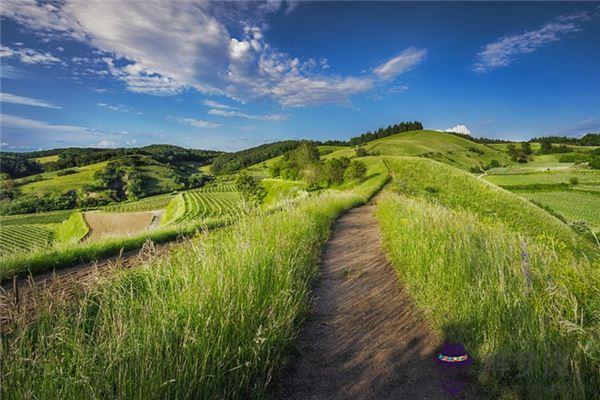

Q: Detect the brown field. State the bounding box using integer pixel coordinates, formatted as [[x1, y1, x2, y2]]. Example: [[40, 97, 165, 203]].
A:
[[83, 210, 163, 241]]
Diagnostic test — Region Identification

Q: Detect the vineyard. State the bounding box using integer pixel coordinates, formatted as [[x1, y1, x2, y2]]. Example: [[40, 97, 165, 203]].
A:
[[0, 210, 72, 226], [162, 187, 241, 225], [484, 170, 600, 186], [0, 224, 55, 258], [102, 193, 174, 212], [523, 191, 600, 230]]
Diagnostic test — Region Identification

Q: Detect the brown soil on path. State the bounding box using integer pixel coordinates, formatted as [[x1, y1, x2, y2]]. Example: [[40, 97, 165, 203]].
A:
[[278, 201, 481, 400]]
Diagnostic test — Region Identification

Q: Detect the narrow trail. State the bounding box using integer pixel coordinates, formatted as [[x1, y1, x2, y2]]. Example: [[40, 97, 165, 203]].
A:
[[279, 200, 478, 399]]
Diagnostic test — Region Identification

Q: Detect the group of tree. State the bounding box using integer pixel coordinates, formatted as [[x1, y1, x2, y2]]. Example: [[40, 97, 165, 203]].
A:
[[269, 142, 367, 187], [234, 174, 267, 204], [442, 131, 512, 144], [322, 121, 423, 146], [0, 153, 44, 178], [211, 140, 302, 175], [507, 142, 534, 163], [538, 140, 572, 155]]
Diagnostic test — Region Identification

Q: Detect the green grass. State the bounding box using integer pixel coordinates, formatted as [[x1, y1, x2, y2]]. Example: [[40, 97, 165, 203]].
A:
[[377, 193, 600, 399], [1, 163, 388, 399], [102, 192, 174, 212], [261, 179, 307, 205], [324, 130, 513, 171], [55, 211, 89, 244], [382, 157, 595, 256], [16, 161, 108, 195], [521, 191, 600, 230], [34, 155, 59, 163], [0, 224, 55, 258]]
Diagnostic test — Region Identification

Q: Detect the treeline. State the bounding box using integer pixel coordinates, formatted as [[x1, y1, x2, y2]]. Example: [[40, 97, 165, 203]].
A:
[[0, 145, 221, 179], [322, 121, 423, 146], [211, 140, 301, 175], [529, 133, 600, 146]]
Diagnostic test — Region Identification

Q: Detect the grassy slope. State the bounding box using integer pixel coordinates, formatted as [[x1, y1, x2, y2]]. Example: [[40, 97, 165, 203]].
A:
[[377, 157, 599, 398], [2, 161, 389, 400], [17, 161, 108, 195], [261, 179, 307, 205], [323, 130, 512, 171], [55, 211, 89, 244], [34, 155, 59, 164], [383, 157, 595, 256]]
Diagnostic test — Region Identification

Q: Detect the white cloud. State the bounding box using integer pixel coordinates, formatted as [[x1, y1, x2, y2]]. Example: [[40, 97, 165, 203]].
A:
[[0, 113, 89, 133], [0, 45, 61, 64], [373, 47, 427, 80], [203, 100, 234, 110], [207, 108, 289, 121], [0, 1, 426, 106], [474, 12, 591, 72], [1, 92, 61, 109], [174, 117, 221, 129], [445, 125, 471, 136]]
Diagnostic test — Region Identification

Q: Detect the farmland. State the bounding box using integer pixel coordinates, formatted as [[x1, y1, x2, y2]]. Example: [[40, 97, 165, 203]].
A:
[[484, 170, 600, 186], [522, 191, 600, 231], [162, 189, 241, 225], [0, 224, 55, 258]]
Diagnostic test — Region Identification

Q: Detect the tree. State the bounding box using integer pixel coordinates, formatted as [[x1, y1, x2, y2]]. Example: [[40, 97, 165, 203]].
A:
[[507, 144, 518, 160], [321, 158, 348, 185], [589, 156, 600, 170], [355, 147, 368, 157], [344, 160, 367, 181], [540, 140, 553, 154], [235, 173, 266, 204], [521, 142, 532, 155]]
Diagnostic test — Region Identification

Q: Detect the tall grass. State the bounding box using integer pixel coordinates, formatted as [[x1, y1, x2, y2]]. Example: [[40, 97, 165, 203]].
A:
[[377, 193, 600, 399], [1, 166, 388, 399]]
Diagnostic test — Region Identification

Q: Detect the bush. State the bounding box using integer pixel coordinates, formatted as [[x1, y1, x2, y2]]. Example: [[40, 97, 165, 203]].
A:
[[344, 160, 367, 181], [56, 169, 78, 176], [235, 173, 266, 204]]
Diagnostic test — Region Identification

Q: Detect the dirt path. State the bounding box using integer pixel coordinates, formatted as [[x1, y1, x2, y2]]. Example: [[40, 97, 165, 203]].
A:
[[279, 201, 479, 399]]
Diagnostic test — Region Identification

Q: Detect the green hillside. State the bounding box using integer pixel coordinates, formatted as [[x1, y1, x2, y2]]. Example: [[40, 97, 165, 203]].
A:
[[324, 130, 512, 171], [16, 161, 109, 195]]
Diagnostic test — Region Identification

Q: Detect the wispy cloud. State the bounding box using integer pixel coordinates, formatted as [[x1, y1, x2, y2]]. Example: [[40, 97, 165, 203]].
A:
[[0, 113, 88, 133], [97, 102, 143, 115], [474, 12, 591, 73], [207, 108, 289, 121], [1, 92, 61, 109], [173, 117, 221, 129], [373, 47, 427, 80], [0, 45, 61, 65], [203, 100, 234, 110]]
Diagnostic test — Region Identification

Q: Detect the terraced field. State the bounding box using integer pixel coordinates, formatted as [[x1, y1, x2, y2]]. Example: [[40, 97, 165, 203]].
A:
[[0, 224, 55, 258], [484, 170, 600, 186], [0, 210, 72, 226], [523, 191, 600, 231], [103, 193, 174, 212], [162, 187, 241, 225], [180, 191, 241, 220]]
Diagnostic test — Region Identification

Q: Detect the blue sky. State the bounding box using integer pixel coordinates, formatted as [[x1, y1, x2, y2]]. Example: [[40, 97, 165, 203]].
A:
[[1, 1, 599, 152]]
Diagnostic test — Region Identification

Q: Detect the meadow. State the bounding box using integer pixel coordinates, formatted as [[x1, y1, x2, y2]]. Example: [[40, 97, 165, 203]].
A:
[[378, 157, 600, 398]]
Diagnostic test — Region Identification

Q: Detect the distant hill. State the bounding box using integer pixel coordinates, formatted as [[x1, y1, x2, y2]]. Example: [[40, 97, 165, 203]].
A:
[[323, 130, 513, 171], [0, 144, 222, 179], [210, 140, 302, 175]]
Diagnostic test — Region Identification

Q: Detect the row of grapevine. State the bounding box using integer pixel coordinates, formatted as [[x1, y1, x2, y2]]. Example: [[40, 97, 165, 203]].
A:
[[0, 224, 56, 258], [195, 182, 237, 192], [179, 191, 241, 221], [102, 193, 174, 212], [0, 210, 72, 226]]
